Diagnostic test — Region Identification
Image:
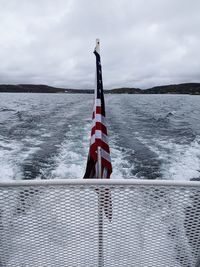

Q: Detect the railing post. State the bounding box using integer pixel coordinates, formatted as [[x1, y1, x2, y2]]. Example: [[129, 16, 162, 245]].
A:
[[98, 198, 104, 267], [97, 146, 104, 267]]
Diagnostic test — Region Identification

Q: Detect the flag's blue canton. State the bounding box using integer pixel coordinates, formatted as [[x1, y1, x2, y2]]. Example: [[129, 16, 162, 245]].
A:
[[94, 50, 105, 116]]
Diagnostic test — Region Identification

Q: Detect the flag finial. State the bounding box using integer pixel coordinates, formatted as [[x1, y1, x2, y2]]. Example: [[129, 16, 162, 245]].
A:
[[95, 38, 100, 54]]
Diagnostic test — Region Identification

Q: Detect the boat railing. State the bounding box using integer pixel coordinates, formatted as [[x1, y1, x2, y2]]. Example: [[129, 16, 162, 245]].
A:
[[0, 179, 200, 267]]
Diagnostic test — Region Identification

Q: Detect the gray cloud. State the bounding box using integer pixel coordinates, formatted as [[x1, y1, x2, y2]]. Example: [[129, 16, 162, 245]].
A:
[[0, 0, 200, 89]]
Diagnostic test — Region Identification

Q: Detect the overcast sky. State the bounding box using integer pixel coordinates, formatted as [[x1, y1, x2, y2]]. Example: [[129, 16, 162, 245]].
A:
[[0, 0, 200, 89]]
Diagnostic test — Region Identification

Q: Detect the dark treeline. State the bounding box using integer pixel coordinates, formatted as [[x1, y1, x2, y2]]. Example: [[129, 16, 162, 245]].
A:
[[1, 83, 200, 94]]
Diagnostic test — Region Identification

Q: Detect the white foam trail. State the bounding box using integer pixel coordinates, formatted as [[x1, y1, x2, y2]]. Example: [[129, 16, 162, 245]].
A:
[[0, 140, 22, 181], [110, 142, 135, 179], [156, 137, 200, 181], [0, 138, 41, 181], [49, 122, 134, 179], [137, 136, 200, 181], [49, 123, 91, 179]]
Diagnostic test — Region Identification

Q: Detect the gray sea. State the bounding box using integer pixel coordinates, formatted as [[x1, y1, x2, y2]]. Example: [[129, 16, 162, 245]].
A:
[[0, 93, 200, 181]]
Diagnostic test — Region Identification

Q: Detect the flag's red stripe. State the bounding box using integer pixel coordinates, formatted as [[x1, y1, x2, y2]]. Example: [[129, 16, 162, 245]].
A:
[[101, 158, 112, 174], [91, 117, 106, 130], [91, 122, 107, 136], [90, 143, 97, 160], [95, 139, 110, 153], [90, 138, 110, 154], [96, 106, 102, 114], [90, 139, 111, 162], [92, 107, 103, 118]]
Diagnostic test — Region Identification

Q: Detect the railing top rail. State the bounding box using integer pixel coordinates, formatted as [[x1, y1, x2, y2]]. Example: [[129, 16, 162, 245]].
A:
[[0, 178, 200, 187]]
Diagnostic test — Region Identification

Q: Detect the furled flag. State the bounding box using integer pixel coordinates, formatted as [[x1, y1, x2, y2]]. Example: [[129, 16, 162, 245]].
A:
[[84, 39, 112, 220]]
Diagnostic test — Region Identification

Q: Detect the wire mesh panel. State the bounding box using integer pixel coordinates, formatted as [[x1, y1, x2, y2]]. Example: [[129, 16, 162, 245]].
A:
[[0, 179, 200, 267]]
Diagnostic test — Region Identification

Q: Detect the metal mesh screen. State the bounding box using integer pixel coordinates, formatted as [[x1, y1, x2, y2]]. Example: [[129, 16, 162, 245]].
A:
[[0, 179, 200, 267]]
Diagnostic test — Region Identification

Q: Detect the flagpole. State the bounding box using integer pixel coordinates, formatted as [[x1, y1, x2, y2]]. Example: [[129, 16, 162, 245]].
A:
[[97, 146, 104, 267], [98, 202, 104, 267], [96, 38, 104, 267]]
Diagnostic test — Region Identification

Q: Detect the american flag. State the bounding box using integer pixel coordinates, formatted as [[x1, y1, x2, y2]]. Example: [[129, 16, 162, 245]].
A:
[[84, 39, 112, 179], [83, 39, 112, 220]]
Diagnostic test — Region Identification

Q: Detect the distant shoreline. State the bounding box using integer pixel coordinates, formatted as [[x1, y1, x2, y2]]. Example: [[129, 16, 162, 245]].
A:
[[0, 83, 200, 95]]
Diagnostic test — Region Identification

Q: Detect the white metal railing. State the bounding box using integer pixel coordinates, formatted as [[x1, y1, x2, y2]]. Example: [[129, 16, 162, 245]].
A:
[[0, 179, 200, 267]]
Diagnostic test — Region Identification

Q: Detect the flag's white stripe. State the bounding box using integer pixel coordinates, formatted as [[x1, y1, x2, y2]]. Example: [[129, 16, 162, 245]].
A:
[[92, 119, 95, 128], [90, 130, 108, 145], [90, 141, 111, 164], [101, 148, 111, 163], [95, 99, 101, 107], [90, 134, 96, 146], [92, 99, 101, 113], [94, 167, 109, 179], [95, 130, 108, 143], [92, 115, 106, 128], [102, 168, 108, 178], [95, 114, 105, 123], [92, 120, 106, 130], [95, 162, 98, 178]]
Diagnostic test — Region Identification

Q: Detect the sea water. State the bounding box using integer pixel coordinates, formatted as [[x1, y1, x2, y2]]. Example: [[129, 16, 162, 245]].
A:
[[0, 93, 200, 181]]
